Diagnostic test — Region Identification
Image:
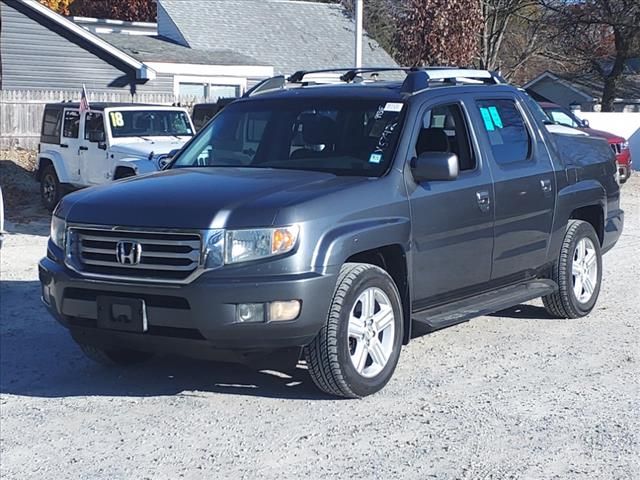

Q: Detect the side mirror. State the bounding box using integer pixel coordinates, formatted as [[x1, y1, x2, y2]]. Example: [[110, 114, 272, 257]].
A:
[[98, 142, 107, 150], [581, 119, 590, 128], [160, 149, 180, 170], [88, 130, 105, 143], [411, 152, 459, 182]]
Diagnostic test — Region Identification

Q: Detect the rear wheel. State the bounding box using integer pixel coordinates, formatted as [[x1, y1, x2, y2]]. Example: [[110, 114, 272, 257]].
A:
[[78, 343, 154, 366], [40, 165, 61, 211], [543, 220, 602, 318], [304, 263, 403, 398]]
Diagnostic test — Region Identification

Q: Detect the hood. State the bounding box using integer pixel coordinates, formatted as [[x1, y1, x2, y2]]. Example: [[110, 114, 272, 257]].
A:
[[546, 124, 588, 136], [580, 127, 625, 143], [59, 168, 367, 229], [110, 139, 188, 158]]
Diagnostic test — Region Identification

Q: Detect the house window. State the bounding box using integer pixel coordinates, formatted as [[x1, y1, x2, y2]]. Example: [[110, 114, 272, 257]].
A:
[[209, 85, 240, 101], [179, 83, 207, 98], [176, 77, 244, 101]]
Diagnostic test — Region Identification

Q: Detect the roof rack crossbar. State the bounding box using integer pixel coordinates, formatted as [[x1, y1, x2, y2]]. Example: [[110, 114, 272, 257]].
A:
[[245, 67, 506, 97]]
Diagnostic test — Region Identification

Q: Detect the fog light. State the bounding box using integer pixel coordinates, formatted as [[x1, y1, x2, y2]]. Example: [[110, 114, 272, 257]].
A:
[[269, 300, 301, 322], [236, 303, 265, 323]]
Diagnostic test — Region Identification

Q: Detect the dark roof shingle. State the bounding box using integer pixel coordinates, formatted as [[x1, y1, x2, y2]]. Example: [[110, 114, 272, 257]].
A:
[[158, 0, 398, 75], [97, 33, 266, 66]]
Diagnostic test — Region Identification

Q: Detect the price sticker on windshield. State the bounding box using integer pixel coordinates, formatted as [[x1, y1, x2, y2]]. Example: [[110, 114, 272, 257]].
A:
[[109, 112, 124, 127], [384, 102, 404, 113]]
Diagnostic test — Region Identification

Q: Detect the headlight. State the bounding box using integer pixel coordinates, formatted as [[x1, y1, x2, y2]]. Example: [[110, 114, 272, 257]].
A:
[[50, 215, 66, 249], [225, 226, 299, 264], [202, 229, 224, 269]]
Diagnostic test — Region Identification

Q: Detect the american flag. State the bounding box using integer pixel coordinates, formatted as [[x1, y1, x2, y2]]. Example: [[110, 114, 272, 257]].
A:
[[79, 84, 90, 113]]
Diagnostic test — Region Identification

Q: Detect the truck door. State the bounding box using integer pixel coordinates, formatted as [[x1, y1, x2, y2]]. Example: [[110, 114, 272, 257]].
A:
[[472, 96, 555, 281], [60, 108, 82, 183], [80, 111, 110, 184], [409, 100, 495, 307]]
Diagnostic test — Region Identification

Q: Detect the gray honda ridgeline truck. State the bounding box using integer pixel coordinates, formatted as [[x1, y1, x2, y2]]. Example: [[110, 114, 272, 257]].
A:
[[39, 68, 623, 398]]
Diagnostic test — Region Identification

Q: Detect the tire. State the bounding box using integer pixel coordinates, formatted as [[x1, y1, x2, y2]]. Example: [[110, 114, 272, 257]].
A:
[[543, 220, 603, 318], [40, 165, 61, 211], [303, 263, 403, 398], [78, 343, 154, 367]]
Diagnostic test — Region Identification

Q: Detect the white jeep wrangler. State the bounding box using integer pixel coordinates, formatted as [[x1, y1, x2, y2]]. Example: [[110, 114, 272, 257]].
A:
[[36, 103, 194, 210]]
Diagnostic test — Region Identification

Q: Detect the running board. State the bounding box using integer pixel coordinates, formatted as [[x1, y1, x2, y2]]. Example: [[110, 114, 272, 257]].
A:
[[412, 279, 558, 332]]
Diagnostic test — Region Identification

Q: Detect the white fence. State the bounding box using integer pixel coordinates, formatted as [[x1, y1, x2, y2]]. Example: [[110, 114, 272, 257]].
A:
[[575, 112, 640, 169], [0, 90, 204, 149]]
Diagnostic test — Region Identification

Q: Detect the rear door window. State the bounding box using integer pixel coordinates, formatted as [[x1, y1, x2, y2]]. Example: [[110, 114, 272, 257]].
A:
[[41, 108, 62, 144], [476, 99, 531, 165], [62, 110, 81, 138]]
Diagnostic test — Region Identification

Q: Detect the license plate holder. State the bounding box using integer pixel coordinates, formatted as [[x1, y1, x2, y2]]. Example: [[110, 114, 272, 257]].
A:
[[96, 296, 147, 333]]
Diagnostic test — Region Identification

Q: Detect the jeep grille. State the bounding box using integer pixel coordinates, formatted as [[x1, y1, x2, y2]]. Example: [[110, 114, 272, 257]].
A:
[[67, 226, 202, 282]]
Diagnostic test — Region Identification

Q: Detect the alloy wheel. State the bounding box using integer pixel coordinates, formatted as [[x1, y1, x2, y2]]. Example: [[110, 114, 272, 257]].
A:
[[572, 237, 598, 303], [347, 287, 395, 378]]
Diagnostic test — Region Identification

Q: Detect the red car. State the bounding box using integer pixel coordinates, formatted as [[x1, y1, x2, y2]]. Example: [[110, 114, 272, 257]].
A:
[[540, 102, 633, 183]]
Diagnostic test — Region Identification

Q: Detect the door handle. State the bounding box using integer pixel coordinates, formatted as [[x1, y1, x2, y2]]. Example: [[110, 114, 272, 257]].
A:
[[540, 179, 552, 193], [60, 144, 69, 148], [79, 146, 89, 151], [476, 191, 491, 212]]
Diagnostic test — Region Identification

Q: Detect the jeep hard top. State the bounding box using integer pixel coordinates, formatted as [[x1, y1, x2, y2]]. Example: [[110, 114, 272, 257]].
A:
[[37, 103, 194, 210], [39, 68, 623, 398]]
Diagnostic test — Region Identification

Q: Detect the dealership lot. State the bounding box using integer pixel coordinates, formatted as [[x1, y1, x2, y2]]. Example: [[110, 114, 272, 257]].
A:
[[1, 176, 638, 479]]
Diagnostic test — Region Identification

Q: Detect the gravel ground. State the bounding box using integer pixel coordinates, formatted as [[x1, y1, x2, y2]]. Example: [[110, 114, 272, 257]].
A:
[[1, 177, 638, 480]]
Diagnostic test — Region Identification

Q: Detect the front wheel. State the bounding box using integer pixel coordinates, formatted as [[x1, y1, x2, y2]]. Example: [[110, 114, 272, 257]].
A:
[[304, 263, 403, 398], [40, 165, 61, 211], [543, 220, 602, 318]]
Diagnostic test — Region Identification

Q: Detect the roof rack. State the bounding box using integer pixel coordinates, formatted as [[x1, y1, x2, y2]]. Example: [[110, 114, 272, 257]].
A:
[[243, 67, 506, 98]]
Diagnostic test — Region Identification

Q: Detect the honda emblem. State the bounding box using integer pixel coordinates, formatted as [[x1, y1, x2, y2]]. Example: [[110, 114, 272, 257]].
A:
[[116, 241, 142, 265]]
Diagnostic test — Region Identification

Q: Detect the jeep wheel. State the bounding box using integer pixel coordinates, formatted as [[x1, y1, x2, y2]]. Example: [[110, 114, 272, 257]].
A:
[[304, 263, 403, 398], [40, 165, 61, 211], [78, 343, 154, 366], [543, 220, 602, 318]]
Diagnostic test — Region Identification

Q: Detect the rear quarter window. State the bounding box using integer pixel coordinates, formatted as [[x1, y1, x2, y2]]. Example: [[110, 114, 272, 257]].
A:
[[41, 108, 62, 145], [476, 99, 532, 165]]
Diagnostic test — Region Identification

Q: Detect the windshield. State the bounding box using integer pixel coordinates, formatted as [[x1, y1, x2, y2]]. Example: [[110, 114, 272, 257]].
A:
[[542, 107, 581, 128], [171, 98, 405, 176], [108, 110, 193, 138]]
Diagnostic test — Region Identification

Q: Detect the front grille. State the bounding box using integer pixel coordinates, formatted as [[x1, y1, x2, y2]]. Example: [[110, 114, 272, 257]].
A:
[[611, 142, 625, 155], [67, 317, 206, 339], [68, 226, 202, 282], [64, 288, 191, 310]]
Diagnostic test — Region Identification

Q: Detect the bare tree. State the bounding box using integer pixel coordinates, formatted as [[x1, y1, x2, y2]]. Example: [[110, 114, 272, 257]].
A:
[[395, 0, 483, 67], [541, 0, 640, 111], [479, 0, 563, 82]]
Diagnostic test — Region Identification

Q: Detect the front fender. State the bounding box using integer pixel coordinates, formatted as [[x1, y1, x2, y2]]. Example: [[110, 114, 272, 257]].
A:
[[38, 151, 69, 182], [312, 217, 411, 270], [114, 158, 158, 176]]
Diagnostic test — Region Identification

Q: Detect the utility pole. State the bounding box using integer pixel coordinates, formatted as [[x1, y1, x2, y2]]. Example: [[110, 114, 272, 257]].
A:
[[355, 0, 363, 68]]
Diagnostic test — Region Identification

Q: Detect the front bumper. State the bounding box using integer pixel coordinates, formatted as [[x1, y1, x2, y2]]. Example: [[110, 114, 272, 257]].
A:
[[618, 163, 632, 184], [39, 256, 337, 356]]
